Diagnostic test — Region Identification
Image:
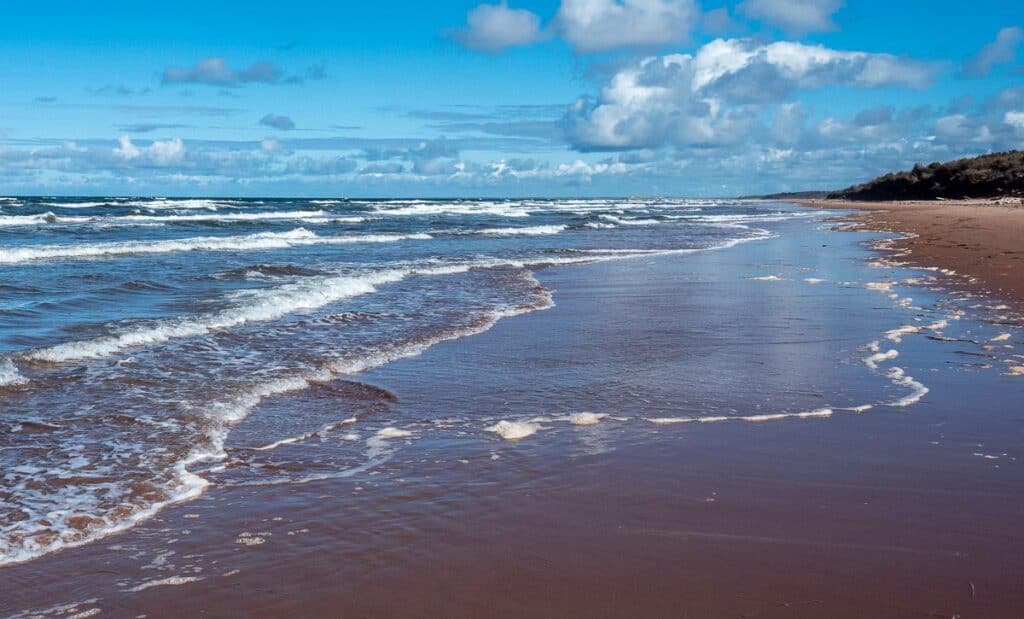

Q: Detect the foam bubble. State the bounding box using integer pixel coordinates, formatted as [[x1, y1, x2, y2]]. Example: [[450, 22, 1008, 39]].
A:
[[567, 412, 608, 426], [864, 348, 899, 370], [647, 409, 833, 425], [739, 409, 833, 422], [840, 405, 874, 413], [375, 427, 413, 439], [0, 359, 29, 387], [886, 367, 929, 407], [251, 418, 358, 451], [866, 282, 895, 292], [485, 420, 540, 440], [885, 325, 920, 343], [128, 576, 204, 592]]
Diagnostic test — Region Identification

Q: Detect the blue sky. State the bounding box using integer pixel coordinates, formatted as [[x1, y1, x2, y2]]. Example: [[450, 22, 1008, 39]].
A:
[[0, 1, 1021, 197]]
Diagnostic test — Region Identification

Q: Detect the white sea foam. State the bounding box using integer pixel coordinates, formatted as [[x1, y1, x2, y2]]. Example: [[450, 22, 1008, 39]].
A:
[[748, 275, 782, 281], [0, 213, 92, 226], [39, 201, 114, 209], [251, 418, 358, 451], [0, 228, 431, 264], [866, 282, 895, 292], [371, 202, 531, 217], [601, 215, 661, 226], [375, 427, 413, 439], [128, 576, 204, 592], [991, 333, 1011, 342], [839, 405, 874, 413], [122, 199, 227, 210], [486, 420, 540, 440], [0, 359, 29, 387], [647, 409, 833, 425], [0, 210, 341, 227], [886, 367, 929, 407], [0, 457, 209, 567], [567, 412, 608, 426], [885, 325, 920, 342], [476, 225, 566, 236], [110, 210, 339, 224], [739, 409, 833, 422], [865, 348, 899, 370]]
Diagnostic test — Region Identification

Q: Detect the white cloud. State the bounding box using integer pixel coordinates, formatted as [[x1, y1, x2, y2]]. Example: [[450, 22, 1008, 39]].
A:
[[932, 114, 994, 144], [113, 136, 184, 164], [556, 0, 699, 53], [1005, 111, 1024, 130], [450, 2, 544, 52], [739, 0, 843, 34], [148, 138, 185, 164], [962, 27, 1024, 77], [114, 135, 141, 160], [566, 38, 940, 149]]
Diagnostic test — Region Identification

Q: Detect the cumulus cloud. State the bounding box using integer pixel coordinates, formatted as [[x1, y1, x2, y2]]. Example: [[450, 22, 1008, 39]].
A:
[[739, 0, 843, 34], [1006, 111, 1024, 130], [961, 27, 1024, 77], [449, 2, 544, 52], [113, 136, 185, 165], [566, 38, 941, 149], [162, 58, 284, 87], [555, 0, 699, 53], [260, 114, 296, 130]]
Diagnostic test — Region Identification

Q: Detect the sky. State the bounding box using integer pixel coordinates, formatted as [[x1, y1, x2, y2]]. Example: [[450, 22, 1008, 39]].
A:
[[0, 0, 1022, 197]]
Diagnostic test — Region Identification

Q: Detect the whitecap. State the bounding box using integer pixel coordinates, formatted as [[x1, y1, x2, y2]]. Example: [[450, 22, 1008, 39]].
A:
[[0, 228, 431, 264], [0, 359, 29, 387], [567, 412, 608, 426]]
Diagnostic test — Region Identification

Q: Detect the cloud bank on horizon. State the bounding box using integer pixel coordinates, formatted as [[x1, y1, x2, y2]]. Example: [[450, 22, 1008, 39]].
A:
[[0, 0, 1022, 197]]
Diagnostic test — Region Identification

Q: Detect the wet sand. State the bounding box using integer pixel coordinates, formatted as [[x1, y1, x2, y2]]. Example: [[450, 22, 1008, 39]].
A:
[[798, 198, 1024, 308], [4, 212, 1024, 618]]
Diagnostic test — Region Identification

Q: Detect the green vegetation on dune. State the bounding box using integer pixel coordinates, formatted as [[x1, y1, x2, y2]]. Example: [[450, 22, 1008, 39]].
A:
[[829, 151, 1024, 201]]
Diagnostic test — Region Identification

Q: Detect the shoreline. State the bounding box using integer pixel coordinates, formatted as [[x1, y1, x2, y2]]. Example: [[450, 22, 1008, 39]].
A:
[[794, 198, 1024, 312]]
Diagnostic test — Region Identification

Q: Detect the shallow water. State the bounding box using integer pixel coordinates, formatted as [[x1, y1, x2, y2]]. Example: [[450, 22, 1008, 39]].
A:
[[0, 196, 794, 565], [1, 197, 1023, 617]]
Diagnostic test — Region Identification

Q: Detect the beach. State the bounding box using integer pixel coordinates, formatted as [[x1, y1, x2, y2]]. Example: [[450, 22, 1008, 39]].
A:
[[2, 199, 1023, 617], [798, 198, 1024, 310]]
